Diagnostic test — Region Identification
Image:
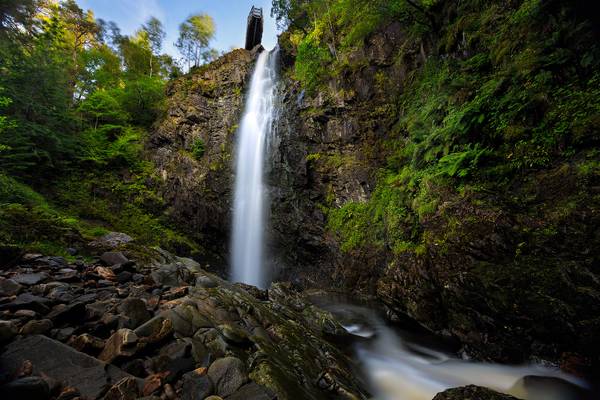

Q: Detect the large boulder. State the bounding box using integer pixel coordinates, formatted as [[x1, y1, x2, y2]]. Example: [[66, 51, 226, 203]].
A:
[[207, 357, 248, 397], [0, 335, 131, 399], [89, 232, 133, 250]]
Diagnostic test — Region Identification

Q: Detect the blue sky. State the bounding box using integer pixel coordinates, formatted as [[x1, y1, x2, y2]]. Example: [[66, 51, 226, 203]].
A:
[[75, 0, 279, 59]]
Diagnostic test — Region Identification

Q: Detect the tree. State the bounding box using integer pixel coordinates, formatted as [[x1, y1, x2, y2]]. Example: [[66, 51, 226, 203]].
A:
[[142, 17, 165, 77], [175, 13, 215, 69], [0, 0, 37, 35], [54, 0, 100, 95], [78, 90, 126, 130]]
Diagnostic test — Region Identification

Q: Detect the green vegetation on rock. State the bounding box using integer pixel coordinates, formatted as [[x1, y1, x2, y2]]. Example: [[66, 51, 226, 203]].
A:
[[276, 0, 600, 363], [0, 0, 205, 258]]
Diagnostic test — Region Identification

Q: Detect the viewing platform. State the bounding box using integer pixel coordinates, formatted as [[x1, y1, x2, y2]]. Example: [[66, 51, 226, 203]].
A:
[[245, 6, 264, 50]]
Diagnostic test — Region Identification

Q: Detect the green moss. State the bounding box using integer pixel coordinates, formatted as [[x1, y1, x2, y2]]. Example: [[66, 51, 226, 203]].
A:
[[53, 166, 200, 257], [305, 153, 321, 162]]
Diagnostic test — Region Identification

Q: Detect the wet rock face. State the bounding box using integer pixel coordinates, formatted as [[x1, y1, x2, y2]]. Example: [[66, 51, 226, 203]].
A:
[[0, 249, 368, 400], [149, 48, 260, 271], [265, 23, 418, 289]]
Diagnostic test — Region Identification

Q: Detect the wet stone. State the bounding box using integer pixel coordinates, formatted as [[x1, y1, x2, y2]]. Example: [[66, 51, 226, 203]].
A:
[[433, 386, 520, 399], [55, 386, 80, 400], [20, 319, 53, 335], [207, 357, 248, 398], [47, 301, 86, 325], [181, 369, 213, 400], [218, 323, 250, 344], [134, 315, 174, 345], [118, 298, 151, 329], [46, 284, 76, 303], [142, 373, 164, 397], [121, 358, 147, 377], [152, 340, 195, 382], [14, 309, 37, 319], [69, 333, 105, 354], [99, 328, 141, 363], [52, 326, 75, 342], [104, 377, 140, 400], [0, 293, 52, 314], [101, 251, 129, 266], [0, 320, 18, 343], [0, 277, 22, 297], [227, 382, 277, 400], [116, 271, 133, 283], [12, 272, 49, 286]]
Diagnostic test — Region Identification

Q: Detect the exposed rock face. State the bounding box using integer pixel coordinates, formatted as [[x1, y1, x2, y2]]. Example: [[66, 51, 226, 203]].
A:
[[266, 22, 419, 289], [149, 48, 260, 272], [432, 385, 520, 400]]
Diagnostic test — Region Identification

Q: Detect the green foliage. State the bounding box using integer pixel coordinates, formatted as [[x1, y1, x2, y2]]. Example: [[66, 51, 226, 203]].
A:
[[281, 0, 439, 90], [295, 35, 333, 92], [0, 2, 202, 257], [78, 90, 127, 127], [0, 173, 47, 207], [316, 0, 600, 256], [54, 169, 199, 256], [176, 13, 216, 69], [117, 76, 166, 127], [191, 138, 206, 160]]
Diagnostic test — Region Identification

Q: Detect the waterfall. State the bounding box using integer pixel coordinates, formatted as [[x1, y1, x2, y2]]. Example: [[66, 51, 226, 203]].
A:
[[231, 48, 278, 288]]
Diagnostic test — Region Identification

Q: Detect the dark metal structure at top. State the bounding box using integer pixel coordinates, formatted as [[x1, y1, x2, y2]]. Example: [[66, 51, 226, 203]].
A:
[[245, 6, 264, 50]]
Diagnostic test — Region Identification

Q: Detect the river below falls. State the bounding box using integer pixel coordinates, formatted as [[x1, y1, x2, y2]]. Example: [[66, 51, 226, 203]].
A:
[[305, 293, 594, 400]]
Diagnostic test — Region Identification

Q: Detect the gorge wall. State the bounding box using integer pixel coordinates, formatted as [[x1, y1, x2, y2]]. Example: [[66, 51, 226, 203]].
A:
[[149, 0, 600, 374]]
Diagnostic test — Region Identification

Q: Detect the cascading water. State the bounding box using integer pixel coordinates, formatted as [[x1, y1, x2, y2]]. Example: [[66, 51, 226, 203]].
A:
[[319, 303, 590, 400], [231, 48, 278, 288]]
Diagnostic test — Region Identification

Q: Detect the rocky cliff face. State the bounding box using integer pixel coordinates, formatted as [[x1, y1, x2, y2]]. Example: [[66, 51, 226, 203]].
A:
[[266, 23, 414, 289], [148, 48, 260, 272]]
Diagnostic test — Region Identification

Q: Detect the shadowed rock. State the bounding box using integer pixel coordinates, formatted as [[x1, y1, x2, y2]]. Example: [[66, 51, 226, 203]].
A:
[[432, 385, 521, 400], [0, 335, 131, 399]]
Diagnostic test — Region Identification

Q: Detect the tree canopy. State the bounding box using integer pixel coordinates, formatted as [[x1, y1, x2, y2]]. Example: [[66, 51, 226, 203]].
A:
[[175, 13, 216, 68]]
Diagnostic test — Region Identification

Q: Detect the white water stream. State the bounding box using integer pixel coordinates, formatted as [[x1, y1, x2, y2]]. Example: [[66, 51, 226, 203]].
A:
[[231, 48, 278, 288], [335, 305, 589, 400]]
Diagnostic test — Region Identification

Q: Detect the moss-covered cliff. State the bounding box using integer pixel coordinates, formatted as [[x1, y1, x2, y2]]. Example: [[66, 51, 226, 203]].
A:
[[265, 0, 600, 371]]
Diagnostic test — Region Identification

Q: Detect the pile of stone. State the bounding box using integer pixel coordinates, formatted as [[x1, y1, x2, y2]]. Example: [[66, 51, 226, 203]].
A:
[[0, 233, 366, 400]]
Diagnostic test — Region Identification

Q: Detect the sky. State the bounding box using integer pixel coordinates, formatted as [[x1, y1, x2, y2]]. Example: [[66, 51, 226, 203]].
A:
[[75, 0, 279, 60]]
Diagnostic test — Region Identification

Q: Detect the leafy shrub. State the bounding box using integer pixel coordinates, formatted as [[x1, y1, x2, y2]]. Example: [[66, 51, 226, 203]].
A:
[[295, 36, 333, 92], [191, 138, 206, 160]]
